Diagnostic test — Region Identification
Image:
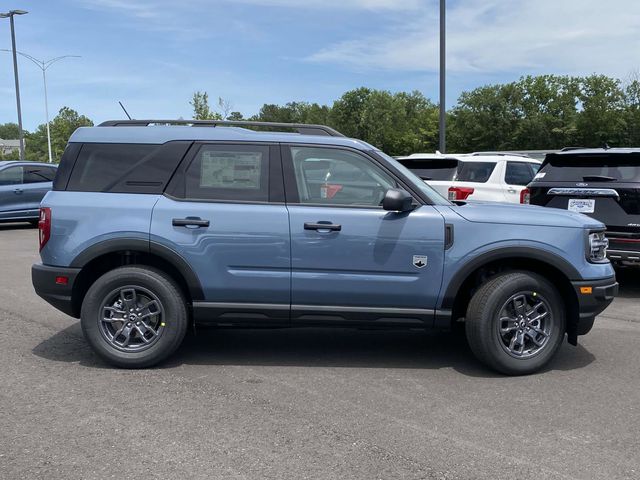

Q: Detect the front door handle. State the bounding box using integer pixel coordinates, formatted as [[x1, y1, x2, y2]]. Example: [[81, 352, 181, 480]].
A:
[[13, 188, 23, 194], [172, 217, 210, 228], [304, 222, 341, 231]]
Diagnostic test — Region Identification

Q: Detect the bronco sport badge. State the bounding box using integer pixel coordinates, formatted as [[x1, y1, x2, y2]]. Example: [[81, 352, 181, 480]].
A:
[[413, 255, 427, 268]]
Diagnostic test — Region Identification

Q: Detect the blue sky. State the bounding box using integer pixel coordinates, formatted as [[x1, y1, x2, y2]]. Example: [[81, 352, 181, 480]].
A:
[[1, 0, 639, 131]]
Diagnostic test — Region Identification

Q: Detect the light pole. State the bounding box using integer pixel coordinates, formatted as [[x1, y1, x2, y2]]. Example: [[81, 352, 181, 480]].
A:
[[439, 0, 446, 153], [1, 50, 80, 163], [0, 10, 28, 161]]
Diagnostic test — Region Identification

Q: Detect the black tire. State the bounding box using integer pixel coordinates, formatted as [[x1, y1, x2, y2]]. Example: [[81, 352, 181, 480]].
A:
[[465, 272, 565, 375], [81, 266, 188, 368]]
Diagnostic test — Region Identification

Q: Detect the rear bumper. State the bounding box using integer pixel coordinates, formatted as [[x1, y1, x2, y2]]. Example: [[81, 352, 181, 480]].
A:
[[32, 263, 81, 318], [571, 276, 618, 335]]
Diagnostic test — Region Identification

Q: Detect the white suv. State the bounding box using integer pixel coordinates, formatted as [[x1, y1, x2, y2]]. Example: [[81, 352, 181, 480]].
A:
[[395, 153, 541, 203]]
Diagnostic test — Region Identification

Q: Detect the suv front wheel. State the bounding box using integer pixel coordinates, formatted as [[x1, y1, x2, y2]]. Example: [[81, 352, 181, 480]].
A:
[[465, 272, 566, 375], [81, 266, 188, 368]]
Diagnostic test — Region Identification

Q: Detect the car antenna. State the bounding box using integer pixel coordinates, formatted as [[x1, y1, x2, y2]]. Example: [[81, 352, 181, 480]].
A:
[[118, 101, 133, 120]]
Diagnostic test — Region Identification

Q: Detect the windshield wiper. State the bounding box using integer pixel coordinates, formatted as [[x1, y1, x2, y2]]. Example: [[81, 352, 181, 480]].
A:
[[582, 175, 617, 182]]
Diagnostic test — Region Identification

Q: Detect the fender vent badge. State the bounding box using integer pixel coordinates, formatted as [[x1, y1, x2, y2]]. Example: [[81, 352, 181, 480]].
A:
[[413, 255, 427, 269]]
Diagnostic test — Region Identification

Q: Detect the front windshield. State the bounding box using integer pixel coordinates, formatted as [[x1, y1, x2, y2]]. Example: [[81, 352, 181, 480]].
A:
[[375, 150, 452, 205]]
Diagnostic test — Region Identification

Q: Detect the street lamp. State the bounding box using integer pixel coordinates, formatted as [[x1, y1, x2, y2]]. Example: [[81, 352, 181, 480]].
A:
[[439, 0, 446, 153], [0, 9, 28, 161], [1, 50, 80, 163]]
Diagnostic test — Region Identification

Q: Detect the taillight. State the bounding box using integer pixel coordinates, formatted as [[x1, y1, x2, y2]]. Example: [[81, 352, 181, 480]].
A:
[[38, 207, 51, 252], [448, 186, 474, 201], [520, 188, 530, 204]]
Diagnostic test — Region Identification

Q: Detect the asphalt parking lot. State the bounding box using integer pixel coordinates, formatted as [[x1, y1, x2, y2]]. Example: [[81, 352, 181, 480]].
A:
[[1, 224, 639, 480]]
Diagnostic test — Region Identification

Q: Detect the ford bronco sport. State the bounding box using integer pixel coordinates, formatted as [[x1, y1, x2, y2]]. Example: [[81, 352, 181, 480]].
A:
[[32, 120, 618, 374]]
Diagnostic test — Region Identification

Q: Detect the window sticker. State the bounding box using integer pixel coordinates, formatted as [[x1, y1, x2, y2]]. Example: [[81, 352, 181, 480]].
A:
[[200, 151, 262, 189]]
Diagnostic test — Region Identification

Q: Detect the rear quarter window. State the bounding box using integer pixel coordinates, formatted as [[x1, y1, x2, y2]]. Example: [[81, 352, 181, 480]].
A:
[[23, 166, 57, 183], [66, 142, 190, 193]]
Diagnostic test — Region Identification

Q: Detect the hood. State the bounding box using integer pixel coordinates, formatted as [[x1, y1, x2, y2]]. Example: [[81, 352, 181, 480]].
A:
[[447, 201, 605, 229]]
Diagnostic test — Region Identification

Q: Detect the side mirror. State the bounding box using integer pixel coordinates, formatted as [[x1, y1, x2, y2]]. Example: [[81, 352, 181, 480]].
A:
[[382, 188, 414, 212]]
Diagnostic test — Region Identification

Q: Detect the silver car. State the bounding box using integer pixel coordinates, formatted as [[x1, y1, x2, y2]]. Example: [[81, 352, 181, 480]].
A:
[[0, 161, 57, 225]]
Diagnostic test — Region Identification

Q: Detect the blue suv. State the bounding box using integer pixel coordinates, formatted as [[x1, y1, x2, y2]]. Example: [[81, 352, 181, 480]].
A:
[[0, 161, 57, 224], [32, 120, 618, 374]]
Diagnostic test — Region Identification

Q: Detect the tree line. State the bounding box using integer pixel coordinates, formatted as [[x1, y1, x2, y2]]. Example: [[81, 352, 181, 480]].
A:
[[192, 74, 640, 155], [0, 107, 93, 162], [2, 73, 639, 162]]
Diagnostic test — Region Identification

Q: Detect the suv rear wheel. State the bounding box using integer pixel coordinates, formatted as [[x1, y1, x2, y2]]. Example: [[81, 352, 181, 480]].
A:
[[465, 272, 565, 375], [80, 266, 188, 368]]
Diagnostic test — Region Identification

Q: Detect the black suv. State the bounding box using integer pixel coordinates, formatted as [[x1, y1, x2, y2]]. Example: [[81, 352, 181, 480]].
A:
[[530, 148, 640, 266]]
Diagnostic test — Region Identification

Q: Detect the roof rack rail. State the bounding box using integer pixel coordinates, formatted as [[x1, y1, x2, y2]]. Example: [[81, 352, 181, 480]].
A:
[[97, 119, 345, 137], [469, 151, 532, 158], [559, 147, 588, 152]]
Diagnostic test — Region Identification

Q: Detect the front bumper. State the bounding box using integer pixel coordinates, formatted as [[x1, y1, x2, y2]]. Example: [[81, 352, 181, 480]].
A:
[[607, 249, 640, 265], [32, 263, 81, 318], [570, 276, 618, 336]]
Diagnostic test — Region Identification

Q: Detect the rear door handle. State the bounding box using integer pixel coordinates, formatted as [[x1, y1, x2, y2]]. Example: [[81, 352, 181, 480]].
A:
[[304, 222, 341, 231], [172, 217, 210, 228], [13, 188, 23, 194]]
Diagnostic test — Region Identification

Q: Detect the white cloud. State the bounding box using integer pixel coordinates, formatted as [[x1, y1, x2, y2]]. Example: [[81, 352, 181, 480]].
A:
[[79, 0, 420, 15], [307, 0, 640, 77], [79, 0, 162, 18], [233, 0, 421, 9]]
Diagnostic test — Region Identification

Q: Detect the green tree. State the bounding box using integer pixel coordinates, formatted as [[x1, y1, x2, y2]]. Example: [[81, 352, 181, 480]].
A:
[[358, 90, 438, 155], [511, 75, 580, 149], [330, 87, 372, 140], [0, 122, 20, 139], [448, 82, 522, 152], [253, 101, 331, 125], [575, 74, 627, 147], [21, 107, 93, 162], [190, 91, 221, 120], [227, 111, 244, 121], [623, 75, 640, 145]]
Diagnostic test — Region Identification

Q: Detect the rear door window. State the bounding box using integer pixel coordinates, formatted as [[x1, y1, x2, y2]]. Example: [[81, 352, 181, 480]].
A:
[[182, 144, 270, 202], [395, 158, 458, 181], [0, 166, 23, 186], [505, 161, 537, 186], [538, 154, 640, 182], [455, 162, 496, 183]]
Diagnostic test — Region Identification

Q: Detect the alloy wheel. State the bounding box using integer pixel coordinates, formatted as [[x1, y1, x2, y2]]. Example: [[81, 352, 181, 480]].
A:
[[98, 285, 165, 352], [496, 291, 553, 359]]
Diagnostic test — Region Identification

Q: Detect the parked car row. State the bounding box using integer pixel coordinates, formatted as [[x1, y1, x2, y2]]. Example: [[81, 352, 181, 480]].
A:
[[29, 120, 617, 375], [397, 148, 640, 268]]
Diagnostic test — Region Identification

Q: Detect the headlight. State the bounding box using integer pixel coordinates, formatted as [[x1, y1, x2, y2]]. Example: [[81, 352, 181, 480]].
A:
[[587, 231, 609, 263]]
